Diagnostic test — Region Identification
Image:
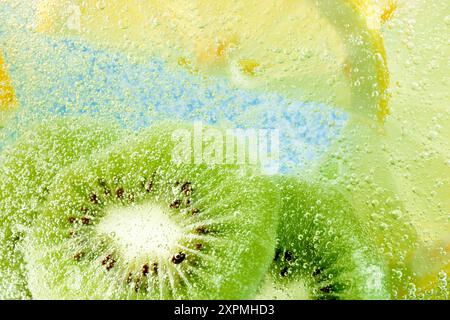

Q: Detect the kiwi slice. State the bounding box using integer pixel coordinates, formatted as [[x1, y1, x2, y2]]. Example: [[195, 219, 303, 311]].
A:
[[24, 122, 279, 300], [317, 121, 419, 298], [0, 116, 124, 299], [257, 177, 390, 300]]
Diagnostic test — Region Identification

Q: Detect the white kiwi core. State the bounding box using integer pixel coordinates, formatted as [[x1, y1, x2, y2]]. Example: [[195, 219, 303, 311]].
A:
[[97, 203, 183, 261]]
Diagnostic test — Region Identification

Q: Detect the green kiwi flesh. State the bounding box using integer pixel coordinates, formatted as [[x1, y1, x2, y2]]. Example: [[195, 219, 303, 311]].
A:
[[24, 122, 279, 300], [0, 117, 123, 299], [257, 177, 391, 300]]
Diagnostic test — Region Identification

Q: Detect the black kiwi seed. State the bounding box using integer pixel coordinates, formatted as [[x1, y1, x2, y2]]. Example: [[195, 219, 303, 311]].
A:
[[81, 217, 91, 225], [320, 285, 333, 294], [102, 255, 116, 271], [195, 243, 203, 250], [142, 264, 149, 276], [10, 231, 21, 243], [181, 182, 192, 195], [280, 267, 289, 277], [195, 226, 209, 234], [284, 250, 293, 262], [73, 252, 84, 261], [313, 268, 322, 277], [169, 199, 181, 209], [116, 187, 125, 199], [89, 193, 99, 204], [68, 216, 76, 224], [126, 273, 133, 284], [171, 252, 186, 264], [191, 208, 200, 215], [144, 181, 153, 192], [152, 263, 158, 275]]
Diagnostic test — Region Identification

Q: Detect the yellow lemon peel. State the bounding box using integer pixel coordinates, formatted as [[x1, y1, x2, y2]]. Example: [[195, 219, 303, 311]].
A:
[[0, 54, 17, 113]]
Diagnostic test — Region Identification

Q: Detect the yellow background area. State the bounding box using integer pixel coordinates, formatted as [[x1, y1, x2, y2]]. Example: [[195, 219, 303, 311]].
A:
[[0, 54, 16, 111]]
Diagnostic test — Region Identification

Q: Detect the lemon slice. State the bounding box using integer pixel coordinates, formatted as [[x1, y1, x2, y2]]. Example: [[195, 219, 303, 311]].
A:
[[35, 0, 390, 120], [0, 54, 17, 125], [191, 0, 391, 120]]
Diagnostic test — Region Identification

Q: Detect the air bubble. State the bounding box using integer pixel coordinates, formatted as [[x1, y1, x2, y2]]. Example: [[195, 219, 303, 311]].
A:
[[96, 1, 106, 10]]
